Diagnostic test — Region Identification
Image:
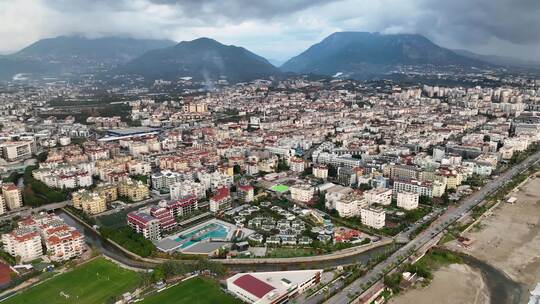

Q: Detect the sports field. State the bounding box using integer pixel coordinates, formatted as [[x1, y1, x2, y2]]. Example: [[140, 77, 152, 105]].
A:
[[141, 276, 240, 304], [271, 184, 289, 193], [4, 257, 140, 304]]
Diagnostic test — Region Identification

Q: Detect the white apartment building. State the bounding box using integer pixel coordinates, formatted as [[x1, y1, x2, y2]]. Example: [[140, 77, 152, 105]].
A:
[[313, 165, 329, 179], [432, 180, 446, 198], [169, 180, 206, 200], [197, 171, 233, 191], [127, 160, 151, 176], [397, 191, 419, 210], [361, 206, 385, 229], [33, 167, 92, 189], [2, 227, 43, 262], [290, 184, 315, 203], [42, 224, 85, 262], [1, 183, 22, 210], [266, 146, 296, 157], [0, 140, 33, 162], [289, 157, 305, 173], [364, 188, 392, 205], [335, 195, 366, 218], [151, 170, 184, 190], [0, 196, 5, 215], [393, 179, 433, 197]]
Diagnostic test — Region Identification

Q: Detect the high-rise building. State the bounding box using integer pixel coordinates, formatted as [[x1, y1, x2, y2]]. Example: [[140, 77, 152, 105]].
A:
[[1, 183, 22, 210]]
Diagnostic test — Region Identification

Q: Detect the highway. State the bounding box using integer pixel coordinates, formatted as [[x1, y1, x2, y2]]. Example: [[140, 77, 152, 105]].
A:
[[325, 150, 540, 304]]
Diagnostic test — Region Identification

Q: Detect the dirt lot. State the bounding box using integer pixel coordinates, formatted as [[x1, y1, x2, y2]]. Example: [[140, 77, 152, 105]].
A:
[[390, 263, 489, 304], [450, 175, 540, 289]]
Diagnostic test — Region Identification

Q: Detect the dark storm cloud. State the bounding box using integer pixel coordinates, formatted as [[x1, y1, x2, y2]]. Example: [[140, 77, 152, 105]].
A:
[[147, 0, 341, 20], [417, 0, 540, 45], [1, 0, 540, 60]]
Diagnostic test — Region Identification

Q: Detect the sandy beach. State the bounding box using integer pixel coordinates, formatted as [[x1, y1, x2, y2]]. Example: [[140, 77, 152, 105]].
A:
[[450, 174, 540, 289], [390, 263, 489, 304]]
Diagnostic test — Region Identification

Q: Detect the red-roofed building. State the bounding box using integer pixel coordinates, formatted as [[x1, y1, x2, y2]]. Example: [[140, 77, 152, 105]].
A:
[[167, 195, 198, 217], [150, 204, 177, 232], [2, 227, 43, 262], [233, 274, 275, 299], [227, 270, 322, 304], [127, 211, 161, 241], [209, 187, 230, 213]]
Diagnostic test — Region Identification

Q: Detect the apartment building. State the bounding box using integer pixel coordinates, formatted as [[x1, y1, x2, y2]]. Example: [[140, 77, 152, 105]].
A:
[[0, 140, 33, 162], [42, 223, 85, 262], [127, 160, 151, 176], [210, 187, 231, 212], [360, 206, 385, 229], [396, 191, 419, 210], [151, 170, 183, 190], [364, 188, 392, 206], [169, 180, 206, 200], [393, 179, 433, 197], [335, 194, 365, 218], [118, 179, 150, 202], [0, 196, 5, 215], [2, 227, 43, 262], [167, 195, 198, 217], [237, 184, 254, 203], [313, 164, 329, 179], [289, 157, 305, 173], [1, 183, 22, 210], [290, 184, 315, 203], [127, 211, 161, 241], [76, 191, 107, 215]]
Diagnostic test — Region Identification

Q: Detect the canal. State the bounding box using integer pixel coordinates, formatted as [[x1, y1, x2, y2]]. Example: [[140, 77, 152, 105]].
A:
[[57, 210, 398, 272]]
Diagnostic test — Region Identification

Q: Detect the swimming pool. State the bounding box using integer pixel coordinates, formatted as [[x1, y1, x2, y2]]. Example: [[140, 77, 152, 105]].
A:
[[174, 223, 230, 249]]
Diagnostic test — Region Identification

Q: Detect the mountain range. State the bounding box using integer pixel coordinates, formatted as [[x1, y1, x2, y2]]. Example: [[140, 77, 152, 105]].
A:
[[117, 37, 280, 83], [1, 32, 537, 82], [0, 36, 175, 80], [281, 32, 488, 79]]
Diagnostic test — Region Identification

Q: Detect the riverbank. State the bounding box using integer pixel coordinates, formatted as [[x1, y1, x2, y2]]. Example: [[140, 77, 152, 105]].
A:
[[446, 173, 540, 302], [390, 263, 489, 304]]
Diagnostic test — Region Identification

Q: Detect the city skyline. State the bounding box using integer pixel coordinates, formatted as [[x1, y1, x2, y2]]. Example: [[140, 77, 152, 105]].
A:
[[1, 0, 539, 62]]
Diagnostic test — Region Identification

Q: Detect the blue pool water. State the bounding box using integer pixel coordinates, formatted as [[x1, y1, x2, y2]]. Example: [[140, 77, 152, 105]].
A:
[[174, 223, 229, 249]]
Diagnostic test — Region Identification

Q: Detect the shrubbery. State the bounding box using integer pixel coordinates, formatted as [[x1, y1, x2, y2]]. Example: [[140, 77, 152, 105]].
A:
[[23, 166, 69, 206], [100, 226, 156, 258]]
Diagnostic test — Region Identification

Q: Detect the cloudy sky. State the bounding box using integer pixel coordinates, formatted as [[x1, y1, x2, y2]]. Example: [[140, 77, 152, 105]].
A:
[[1, 0, 539, 62]]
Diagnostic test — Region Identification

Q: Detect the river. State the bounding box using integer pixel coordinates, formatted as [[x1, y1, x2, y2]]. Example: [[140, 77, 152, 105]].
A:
[[57, 210, 398, 272], [458, 253, 528, 304]]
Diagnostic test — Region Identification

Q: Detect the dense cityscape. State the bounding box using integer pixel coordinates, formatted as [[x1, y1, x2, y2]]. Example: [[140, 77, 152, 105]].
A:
[[1, 1, 540, 304]]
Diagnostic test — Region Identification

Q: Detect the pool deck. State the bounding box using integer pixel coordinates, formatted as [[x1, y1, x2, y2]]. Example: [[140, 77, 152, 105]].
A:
[[155, 218, 254, 254]]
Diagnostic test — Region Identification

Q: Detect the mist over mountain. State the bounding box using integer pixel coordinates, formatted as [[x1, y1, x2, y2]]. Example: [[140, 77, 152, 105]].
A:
[[281, 32, 490, 79], [0, 36, 175, 80], [453, 49, 540, 70], [118, 37, 281, 83]]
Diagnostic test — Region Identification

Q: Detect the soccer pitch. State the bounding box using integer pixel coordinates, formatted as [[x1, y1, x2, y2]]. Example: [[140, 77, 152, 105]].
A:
[[4, 257, 140, 304], [271, 184, 289, 193], [141, 276, 240, 304]]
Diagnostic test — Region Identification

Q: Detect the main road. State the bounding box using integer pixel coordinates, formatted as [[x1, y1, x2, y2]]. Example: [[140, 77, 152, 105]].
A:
[[325, 150, 540, 304]]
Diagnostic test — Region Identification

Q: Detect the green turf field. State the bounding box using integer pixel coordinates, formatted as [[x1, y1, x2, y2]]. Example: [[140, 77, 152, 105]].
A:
[[271, 184, 289, 193], [141, 276, 240, 304], [4, 257, 140, 304]]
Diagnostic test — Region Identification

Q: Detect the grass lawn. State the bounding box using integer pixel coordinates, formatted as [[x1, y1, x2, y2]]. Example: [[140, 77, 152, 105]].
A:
[[141, 276, 240, 304], [271, 184, 289, 193], [4, 257, 140, 304], [266, 247, 317, 258], [96, 208, 137, 229]]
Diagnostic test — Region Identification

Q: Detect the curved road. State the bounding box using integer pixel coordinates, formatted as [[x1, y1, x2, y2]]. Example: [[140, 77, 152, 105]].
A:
[[326, 150, 540, 304]]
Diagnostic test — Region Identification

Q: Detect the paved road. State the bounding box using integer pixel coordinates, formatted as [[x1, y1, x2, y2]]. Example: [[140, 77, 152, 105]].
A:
[[0, 201, 69, 221], [325, 150, 540, 304]]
